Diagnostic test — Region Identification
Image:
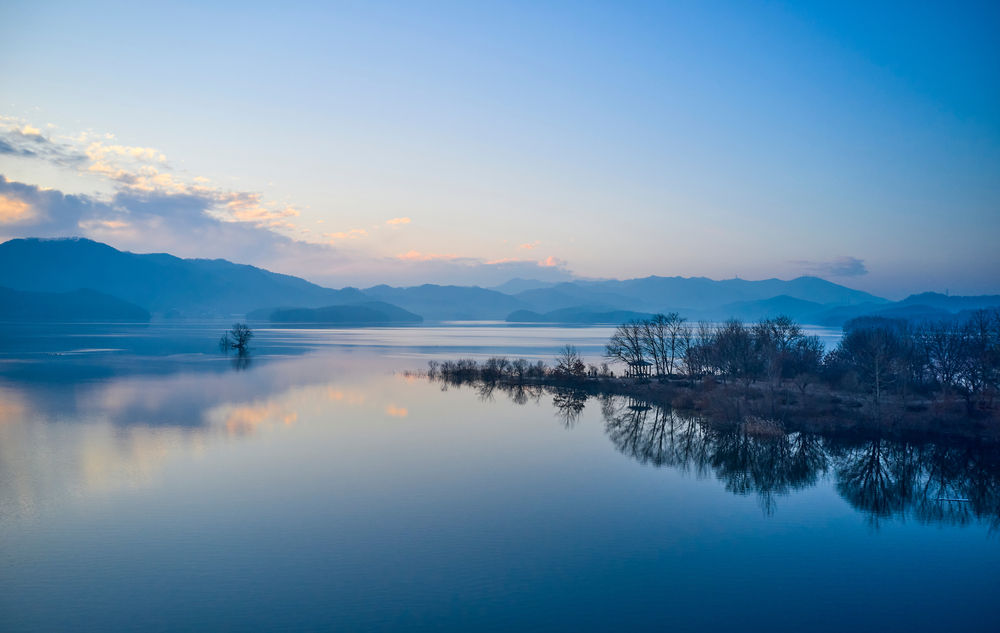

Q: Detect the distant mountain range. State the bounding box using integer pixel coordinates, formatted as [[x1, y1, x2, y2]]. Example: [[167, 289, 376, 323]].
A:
[[0, 237, 362, 316], [1, 237, 996, 327], [507, 307, 655, 324]]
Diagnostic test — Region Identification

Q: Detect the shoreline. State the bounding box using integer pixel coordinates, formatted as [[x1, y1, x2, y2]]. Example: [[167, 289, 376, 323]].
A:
[[419, 367, 1000, 444]]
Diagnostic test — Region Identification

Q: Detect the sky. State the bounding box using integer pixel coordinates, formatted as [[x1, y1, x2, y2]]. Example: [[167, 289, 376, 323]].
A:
[[1, 0, 998, 298]]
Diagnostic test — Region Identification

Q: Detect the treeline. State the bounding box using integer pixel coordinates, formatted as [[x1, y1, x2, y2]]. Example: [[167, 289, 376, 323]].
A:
[[428, 345, 609, 385], [608, 310, 1000, 411], [428, 310, 1000, 416]]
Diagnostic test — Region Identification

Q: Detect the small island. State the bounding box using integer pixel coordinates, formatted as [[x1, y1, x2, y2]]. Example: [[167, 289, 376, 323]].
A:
[[253, 301, 423, 325]]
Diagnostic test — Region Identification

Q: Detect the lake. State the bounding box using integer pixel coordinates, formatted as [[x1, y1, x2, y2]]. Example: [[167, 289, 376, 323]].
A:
[[1, 322, 997, 632]]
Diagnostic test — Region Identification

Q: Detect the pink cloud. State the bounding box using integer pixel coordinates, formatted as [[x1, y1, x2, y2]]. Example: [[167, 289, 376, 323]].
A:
[[396, 250, 460, 262]]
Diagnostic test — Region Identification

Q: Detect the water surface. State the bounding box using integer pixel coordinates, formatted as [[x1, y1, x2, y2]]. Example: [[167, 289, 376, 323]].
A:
[[1, 322, 996, 632]]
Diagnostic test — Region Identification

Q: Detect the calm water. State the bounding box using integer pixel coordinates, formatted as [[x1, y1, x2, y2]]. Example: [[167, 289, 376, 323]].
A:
[[1, 322, 997, 632]]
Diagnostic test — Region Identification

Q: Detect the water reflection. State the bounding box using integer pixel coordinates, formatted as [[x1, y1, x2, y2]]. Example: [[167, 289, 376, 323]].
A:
[[438, 376, 1000, 528], [601, 396, 827, 515], [603, 397, 1000, 527], [829, 438, 1000, 530], [552, 388, 588, 428], [0, 353, 407, 521]]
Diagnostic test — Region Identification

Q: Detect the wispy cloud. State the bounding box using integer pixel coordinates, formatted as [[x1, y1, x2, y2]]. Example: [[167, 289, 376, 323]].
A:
[[518, 240, 540, 250], [0, 115, 306, 233], [386, 217, 411, 226], [0, 115, 88, 167], [395, 250, 460, 262], [324, 228, 368, 243], [793, 256, 868, 278]]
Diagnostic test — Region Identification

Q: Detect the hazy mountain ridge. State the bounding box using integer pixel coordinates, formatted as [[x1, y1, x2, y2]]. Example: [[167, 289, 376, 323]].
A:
[[507, 307, 656, 324], [0, 237, 365, 316], [1, 238, 993, 325], [361, 284, 527, 321]]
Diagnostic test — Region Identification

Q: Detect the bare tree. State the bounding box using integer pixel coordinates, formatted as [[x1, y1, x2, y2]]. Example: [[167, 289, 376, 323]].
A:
[[606, 320, 646, 368], [222, 322, 254, 352], [554, 344, 587, 379], [664, 313, 690, 376], [715, 319, 761, 389], [788, 335, 824, 394], [836, 321, 906, 409], [921, 320, 967, 397]]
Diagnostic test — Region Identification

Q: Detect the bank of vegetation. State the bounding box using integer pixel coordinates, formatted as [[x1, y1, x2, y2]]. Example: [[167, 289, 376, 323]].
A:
[[427, 310, 1000, 438]]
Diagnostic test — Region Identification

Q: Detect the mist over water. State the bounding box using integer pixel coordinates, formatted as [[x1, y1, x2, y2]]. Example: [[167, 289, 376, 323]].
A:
[[1, 323, 997, 632]]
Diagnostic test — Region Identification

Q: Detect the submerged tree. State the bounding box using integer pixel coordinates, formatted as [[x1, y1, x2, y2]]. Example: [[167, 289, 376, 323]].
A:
[[221, 322, 254, 353]]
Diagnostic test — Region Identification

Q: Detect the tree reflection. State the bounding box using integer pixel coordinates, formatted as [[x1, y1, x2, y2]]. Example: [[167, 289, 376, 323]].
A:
[[711, 428, 827, 515], [552, 388, 587, 428], [231, 350, 252, 371], [429, 372, 1000, 528], [599, 393, 999, 526], [829, 438, 1000, 531]]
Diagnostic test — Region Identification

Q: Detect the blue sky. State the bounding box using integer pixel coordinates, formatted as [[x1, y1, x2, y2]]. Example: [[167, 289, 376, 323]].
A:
[[1, 1, 997, 297]]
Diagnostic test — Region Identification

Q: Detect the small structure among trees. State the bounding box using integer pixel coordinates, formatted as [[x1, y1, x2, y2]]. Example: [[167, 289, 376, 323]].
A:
[[625, 359, 653, 378]]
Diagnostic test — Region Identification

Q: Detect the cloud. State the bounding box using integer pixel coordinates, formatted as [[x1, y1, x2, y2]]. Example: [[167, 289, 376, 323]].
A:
[[395, 250, 460, 262], [78, 219, 129, 231], [0, 115, 305, 232], [361, 253, 574, 288], [518, 241, 540, 250], [0, 174, 574, 289], [0, 116, 88, 166], [0, 115, 581, 289], [793, 256, 868, 278], [0, 175, 352, 275], [324, 228, 368, 242], [0, 193, 37, 224]]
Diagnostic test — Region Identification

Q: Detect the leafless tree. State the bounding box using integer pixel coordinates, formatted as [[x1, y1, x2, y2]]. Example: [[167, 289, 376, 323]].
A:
[[222, 322, 254, 352], [554, 344, 586, 379], [921, 320, 967, 397], [606, 320, 646, 368]]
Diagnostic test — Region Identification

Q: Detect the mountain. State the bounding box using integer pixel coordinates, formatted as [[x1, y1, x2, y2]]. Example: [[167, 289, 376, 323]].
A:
[[490, 278, 558, 294], [513, 285, 638, 313], [0, 286, 150, 322], [810, 301, 971, 327], [507, 275, 886, 316], [896, 292, 1000, 312], [361, 284, 527, 321], [507, 306, 655, 324], [266, 301, 422, 325], [0, 237, 366, 317], [714, 295, 827, 321], [8, 237, 980, 326]]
